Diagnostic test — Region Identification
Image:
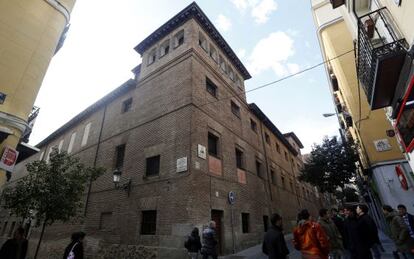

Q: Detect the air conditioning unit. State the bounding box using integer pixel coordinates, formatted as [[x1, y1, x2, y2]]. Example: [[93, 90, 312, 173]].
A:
[[330, 0, 345, 9]]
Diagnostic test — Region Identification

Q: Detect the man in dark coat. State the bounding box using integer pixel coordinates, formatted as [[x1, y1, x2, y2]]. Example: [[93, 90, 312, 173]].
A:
[[398, 204, 414, 239], [262, 213, 289, 259], [63, 231, 85, 259], [356, 204, 378, 259], [343, 205, 359, 259], [0, 227, 28, 259], [201, 221, 218, 259]]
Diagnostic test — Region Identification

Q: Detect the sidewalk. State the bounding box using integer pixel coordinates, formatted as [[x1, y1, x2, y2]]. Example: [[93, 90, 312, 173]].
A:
[[221, 230, 397, 259]]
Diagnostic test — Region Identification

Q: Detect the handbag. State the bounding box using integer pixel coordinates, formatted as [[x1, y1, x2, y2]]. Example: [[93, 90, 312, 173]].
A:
[[67, 243, 78, 259]]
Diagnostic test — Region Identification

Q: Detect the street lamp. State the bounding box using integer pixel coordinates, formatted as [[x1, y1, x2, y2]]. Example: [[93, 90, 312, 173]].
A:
[[323, 113, 337, 118], [112, 169, 132, 197]]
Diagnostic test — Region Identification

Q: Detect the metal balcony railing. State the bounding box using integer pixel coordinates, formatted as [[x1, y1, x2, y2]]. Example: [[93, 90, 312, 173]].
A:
[[357, 7, 407, 110]]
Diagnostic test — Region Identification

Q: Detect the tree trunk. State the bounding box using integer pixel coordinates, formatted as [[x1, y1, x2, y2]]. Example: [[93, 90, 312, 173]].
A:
[[34, 220, 46, 259]]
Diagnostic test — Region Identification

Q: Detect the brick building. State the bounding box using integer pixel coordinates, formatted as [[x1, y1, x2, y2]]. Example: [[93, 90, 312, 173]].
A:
[[0, 2, 325, 258]]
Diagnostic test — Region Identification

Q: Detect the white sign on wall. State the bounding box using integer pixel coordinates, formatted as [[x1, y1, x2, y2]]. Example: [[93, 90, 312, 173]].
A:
[[198, 144, 206, 159], [176, 157, 188, 173], [0, 146, 19, 172], [374, 139, 392, 152]]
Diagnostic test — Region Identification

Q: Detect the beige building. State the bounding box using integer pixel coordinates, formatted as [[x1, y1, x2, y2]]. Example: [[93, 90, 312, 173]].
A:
[[311, 0, 414, 215], [0, 0, 77, 185]]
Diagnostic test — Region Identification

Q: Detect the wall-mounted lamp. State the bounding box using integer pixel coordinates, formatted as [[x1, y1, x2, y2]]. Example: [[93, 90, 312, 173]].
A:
[[113, 169, 131, 197]]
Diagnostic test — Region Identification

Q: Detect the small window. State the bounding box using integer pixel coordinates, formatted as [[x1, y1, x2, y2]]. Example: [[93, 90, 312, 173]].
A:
[[146, 155, 160, 176], [250, 119, 257, 132], [231, 101, 240, 118], [122, 98, 133, 113], [284, 151, 288, 161], [68, 132, 76, 154], [81, 122, 91, 147], [208, 133, 219, 157], [141, 210, 157, 235], [265, 133, 270, 144], [256, 160, 263, 178], [271, 169, 276, 184], [235, 148, 243, 169], [160, 40, 170, 57], [198, 32, 208, 52], [228, 67, 235, 81], [210, 45, 218, 63], [236, 76, 242, 88], [115, 144, 126, 170], [281, 176, 286, 188], [242, 213, 250, 233], [276, 143, 280, 153], [99, 212, 113, 230], [148, 48, 156, 65], [174, 30, 184, 47], [206, 77, 217, 98], [219, 56, 226, 72]]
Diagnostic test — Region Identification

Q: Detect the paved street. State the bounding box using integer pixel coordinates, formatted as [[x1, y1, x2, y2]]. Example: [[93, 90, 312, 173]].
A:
[[221, 230, 397, 259]]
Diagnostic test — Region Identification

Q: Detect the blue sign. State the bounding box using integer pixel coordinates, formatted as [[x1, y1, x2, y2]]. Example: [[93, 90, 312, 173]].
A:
[[228, 191, 236, 205]]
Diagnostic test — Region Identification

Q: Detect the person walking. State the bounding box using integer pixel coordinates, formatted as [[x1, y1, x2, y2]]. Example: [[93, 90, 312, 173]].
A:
[[382, 205, 414, 259], [201, 221, 218, 259], [63, 231, 85, 259], [318, 208, 343, 259], [185, 227, 202, 259], [398, 204, 414, 240], [0, 226, 28, 259], [293, 209, 330, 259], [355, 204, 380, 259], [343, 205, 359, 259], [262, 213, 289, 259]]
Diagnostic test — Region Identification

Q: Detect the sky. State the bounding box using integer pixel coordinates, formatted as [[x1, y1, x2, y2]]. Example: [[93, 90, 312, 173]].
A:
[[30, 0, 339, 153]]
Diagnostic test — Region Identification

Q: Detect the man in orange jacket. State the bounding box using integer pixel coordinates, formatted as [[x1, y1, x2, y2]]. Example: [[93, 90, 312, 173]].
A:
[[293, 209, 330, 259]]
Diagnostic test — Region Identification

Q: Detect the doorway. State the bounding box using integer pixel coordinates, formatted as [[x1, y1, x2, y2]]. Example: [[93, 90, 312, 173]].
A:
[[211, 210, 223, 255]]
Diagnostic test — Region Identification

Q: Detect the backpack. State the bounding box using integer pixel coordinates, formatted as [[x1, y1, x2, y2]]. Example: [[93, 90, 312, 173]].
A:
[[67, 243, 78, 259]]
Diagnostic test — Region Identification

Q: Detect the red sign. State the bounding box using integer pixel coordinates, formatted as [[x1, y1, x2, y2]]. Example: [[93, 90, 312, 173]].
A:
[[0, 147, 19, 172]]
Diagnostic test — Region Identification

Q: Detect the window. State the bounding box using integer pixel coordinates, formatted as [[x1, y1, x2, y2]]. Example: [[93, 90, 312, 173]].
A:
[[198, 32, 208, 51], [146, 155, 160, 176], [174, 30, 184, 47], [236, 76, 242, 88], [276, 143, 280, 153], [290, 181, 294, 192], [206, 77, 217, 98], [263, 215, 269, 232], [265, 133, 270, 144], [228, 67, 235, 81], [68, 132, 76, 154], [219, 56, 226, 72], [231, 101, 240, 118], [99, 212, 113, 230], [208, 133, 219, 157], [281, 175, 286, 188], [115, 144, 126, 170], [8, 222, 15, 237], [141, 210, 157, 235], [122, 98, 133, 113], [284, 151, 288, 161], [1, 222, 7, 236], [148, 48, 156, 65], [242, 213, 250, 233], [256, 160, 263, 178], [81, 122, 91, 147], [271, 169, 276, 184], [160, 40, 170, 57], [250, 119, 257, 133], [235, 148, 243, 169], [210, 45, 218, 63]]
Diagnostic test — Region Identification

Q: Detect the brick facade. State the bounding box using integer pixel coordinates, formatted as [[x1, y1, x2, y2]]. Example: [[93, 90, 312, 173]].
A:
[[0, 3, 327, 258]]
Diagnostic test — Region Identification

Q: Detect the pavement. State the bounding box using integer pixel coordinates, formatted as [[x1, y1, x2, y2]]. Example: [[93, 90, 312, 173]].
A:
[[220, 230, 398, 259]]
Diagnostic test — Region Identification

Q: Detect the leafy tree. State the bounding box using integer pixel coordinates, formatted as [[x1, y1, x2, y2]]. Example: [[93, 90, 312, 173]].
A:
[[1, 149, 105, 259], [299, 136, 359, 193], [335, 187, 360, 203]]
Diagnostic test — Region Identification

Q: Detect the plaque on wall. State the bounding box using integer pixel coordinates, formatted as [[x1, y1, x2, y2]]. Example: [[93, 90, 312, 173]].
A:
[[176, 157, 188, 173], [198, 144, 206, 159], [373, 139, 392, 152]]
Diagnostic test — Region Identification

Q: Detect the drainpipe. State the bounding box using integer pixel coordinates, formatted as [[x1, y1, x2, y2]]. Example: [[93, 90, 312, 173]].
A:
[[257, 121, 273, 209]]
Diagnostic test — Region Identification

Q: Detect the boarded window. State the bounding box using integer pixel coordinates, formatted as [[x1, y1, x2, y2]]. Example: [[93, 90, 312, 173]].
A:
[[141, 210, 157, 235]]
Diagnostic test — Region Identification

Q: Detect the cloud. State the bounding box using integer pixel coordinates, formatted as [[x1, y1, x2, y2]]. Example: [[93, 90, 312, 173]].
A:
[[215, 14, 232, 32], [251, 0, 278, 24], [237, 48, 246, 59], [247, 31, 296, 77], [286, 29, 300, 37], [230, 0, 276, 24]]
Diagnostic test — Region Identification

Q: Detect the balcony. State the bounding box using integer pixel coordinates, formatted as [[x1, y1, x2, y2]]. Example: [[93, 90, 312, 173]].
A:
[[357, 7, 407, 110]]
